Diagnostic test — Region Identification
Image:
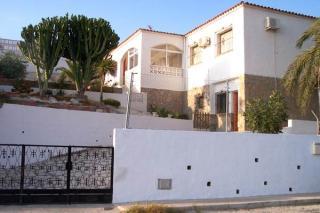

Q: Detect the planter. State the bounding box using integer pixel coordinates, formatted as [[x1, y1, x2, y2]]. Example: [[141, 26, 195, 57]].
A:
[[152, 112, 159, 117]]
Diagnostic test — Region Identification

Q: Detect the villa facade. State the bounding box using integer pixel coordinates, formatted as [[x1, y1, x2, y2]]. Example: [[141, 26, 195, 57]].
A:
[[111, 1, 318, 131]]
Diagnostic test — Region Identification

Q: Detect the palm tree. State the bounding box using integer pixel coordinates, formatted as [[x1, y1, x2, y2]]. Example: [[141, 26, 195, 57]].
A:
[[96, 57, 117, 102], [283, 18, 320, 114], [57, 60, 85, 96]]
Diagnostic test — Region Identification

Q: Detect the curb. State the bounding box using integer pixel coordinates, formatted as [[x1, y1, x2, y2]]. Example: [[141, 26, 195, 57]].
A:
[[117, 197, 320, 212]]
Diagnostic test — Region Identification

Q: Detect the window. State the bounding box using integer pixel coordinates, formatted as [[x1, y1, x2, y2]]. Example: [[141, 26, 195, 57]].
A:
[[151, 44, 182, 68], [216, 92, 226, 113], [128, 48, 138, 69], [190, 45, 202, 65], [217, 28, 233, 55]]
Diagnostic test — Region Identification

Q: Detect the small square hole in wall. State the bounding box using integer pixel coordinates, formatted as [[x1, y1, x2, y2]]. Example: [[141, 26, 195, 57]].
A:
[[187, 165, 191, 170], [289, 187, 293, 192], [297, 165, 301, 170], [255, 158, 259, 163], [264, 181, 268, 186], [21, 131, 24, 134], [207, 181, 211, 187], [236, 189, 240, 194], [158, 179, 172, 190]]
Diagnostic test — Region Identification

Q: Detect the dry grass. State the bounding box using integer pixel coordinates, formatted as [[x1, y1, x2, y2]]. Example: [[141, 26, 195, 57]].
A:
[[123, 204, 182, 213]]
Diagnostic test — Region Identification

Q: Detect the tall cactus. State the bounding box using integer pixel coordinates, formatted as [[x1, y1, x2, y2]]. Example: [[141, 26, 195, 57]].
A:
[[19, 17, 67, 96], [37, 16, 67, 94], [63, 15, 119, 97], [19, 25, 43, 95]]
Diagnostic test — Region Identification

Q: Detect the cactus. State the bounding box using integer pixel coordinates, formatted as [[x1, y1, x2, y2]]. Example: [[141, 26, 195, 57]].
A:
[[19, 17, 67, 96], [19, 25, 44, 95]]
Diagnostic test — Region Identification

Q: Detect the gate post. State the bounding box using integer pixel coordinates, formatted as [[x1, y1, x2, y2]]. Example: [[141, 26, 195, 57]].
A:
[[19, 145, 25, 204]]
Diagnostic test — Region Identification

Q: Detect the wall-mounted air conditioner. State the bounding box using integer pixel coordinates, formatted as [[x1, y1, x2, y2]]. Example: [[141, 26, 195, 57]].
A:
[[265, 17, 279, 31], [189, 41, 198, 48], [198, 37, 211, 48]]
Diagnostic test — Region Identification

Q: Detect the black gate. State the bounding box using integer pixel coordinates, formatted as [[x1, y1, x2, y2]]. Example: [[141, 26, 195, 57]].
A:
[[0, 144, 114, 204]]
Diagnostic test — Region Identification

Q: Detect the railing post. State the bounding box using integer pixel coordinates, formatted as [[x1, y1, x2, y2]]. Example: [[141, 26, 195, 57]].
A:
[[110, 147, 114, 201], [66, 146, 72, 204], [19, 145, 25, 204]]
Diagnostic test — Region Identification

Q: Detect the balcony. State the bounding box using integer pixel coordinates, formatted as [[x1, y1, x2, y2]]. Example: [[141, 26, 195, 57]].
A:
[[150, 65, 183, 77]]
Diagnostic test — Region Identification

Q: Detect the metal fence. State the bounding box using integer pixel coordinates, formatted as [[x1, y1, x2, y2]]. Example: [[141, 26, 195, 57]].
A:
[[0, 144, 114, 204]]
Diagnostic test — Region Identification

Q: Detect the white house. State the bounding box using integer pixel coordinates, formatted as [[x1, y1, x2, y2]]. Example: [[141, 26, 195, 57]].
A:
[[111, 1, 318, 132]]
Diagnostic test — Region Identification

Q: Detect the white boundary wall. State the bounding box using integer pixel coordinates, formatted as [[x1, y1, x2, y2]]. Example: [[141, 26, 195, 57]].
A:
[[0, 104, 192, 146], [113, 129, 320, 203]]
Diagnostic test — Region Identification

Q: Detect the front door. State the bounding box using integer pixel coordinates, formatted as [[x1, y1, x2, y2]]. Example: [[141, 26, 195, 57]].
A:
[[232, 91, 238, 131]]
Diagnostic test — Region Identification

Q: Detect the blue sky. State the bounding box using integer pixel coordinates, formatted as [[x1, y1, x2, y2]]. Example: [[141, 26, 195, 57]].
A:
[[0, 0, 319, 41]]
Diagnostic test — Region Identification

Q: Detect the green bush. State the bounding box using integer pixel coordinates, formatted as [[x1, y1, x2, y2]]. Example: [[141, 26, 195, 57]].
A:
[[0, 52, 26, 80], [178, 113, 189, 120], [157, 107, 169, 117], [125, 204, 181, 213], [103, 98, 120, 108], [244, 91, 288, 133]]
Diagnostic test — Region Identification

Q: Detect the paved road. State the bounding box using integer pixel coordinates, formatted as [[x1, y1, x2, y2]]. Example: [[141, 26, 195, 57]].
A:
[[207, 205, 320, 213], [1, 204, 320, 213]]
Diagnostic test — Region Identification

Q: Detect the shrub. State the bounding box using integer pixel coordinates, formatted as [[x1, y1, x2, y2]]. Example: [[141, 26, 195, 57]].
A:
[[157, 107, 169, 118], [12, 79, 32, 94], [103, 98, 120, 108], [178, 113, 189, 120], [244, 91, 288, 133], [0, 52, 26, 80], [125, 205, 180, 213]]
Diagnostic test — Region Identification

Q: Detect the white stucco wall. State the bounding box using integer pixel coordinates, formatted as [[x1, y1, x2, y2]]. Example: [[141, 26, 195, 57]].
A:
[[113, 128, 320, 203], [140, 31, 185, 91], [282, 119, 318, 135], [111, 32, 143, 92], [185, 6, 245, 90], [0, 104, 193, 146], [243, 6, 314, 78]]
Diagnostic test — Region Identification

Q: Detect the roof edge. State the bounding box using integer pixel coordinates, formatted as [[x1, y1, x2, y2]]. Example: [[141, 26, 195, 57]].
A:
[[186, 1, 317, 36], [112, 28, 183, 53]]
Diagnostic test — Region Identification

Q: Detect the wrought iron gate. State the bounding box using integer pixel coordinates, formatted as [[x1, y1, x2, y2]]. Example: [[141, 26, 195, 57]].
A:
[[0, 144, 114, 204]]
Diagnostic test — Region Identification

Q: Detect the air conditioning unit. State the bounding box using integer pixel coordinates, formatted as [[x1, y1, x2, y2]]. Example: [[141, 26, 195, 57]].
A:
[[198, 37, 211, 48], [265, 17, 279, 31], [189, 41, 198, 48]]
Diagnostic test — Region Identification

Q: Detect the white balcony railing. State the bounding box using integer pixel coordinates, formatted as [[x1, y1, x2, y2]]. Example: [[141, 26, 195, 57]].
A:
[[150, 65, 183, 77]]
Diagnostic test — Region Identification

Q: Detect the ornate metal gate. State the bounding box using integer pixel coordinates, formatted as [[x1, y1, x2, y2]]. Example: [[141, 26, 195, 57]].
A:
[[0, 144, 113, 204]]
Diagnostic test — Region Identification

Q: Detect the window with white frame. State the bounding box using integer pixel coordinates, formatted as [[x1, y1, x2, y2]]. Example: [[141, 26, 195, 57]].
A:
[[190, 45, 202, 66], [151, 44, 182, 68], [217, 28, 233, 55], [128, 48, 138, 69]]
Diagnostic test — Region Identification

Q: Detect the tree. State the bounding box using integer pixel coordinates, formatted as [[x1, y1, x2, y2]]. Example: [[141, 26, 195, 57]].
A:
[[96, 57, 117, 102], [283, 18, 320, 113], [19, 16, 67, 96], [244, 91, 288, 133], [63, 15, 119, 97], [19, 24, 43, 94], [37, 16, 67, 94], [0, 52, 26, 79]]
